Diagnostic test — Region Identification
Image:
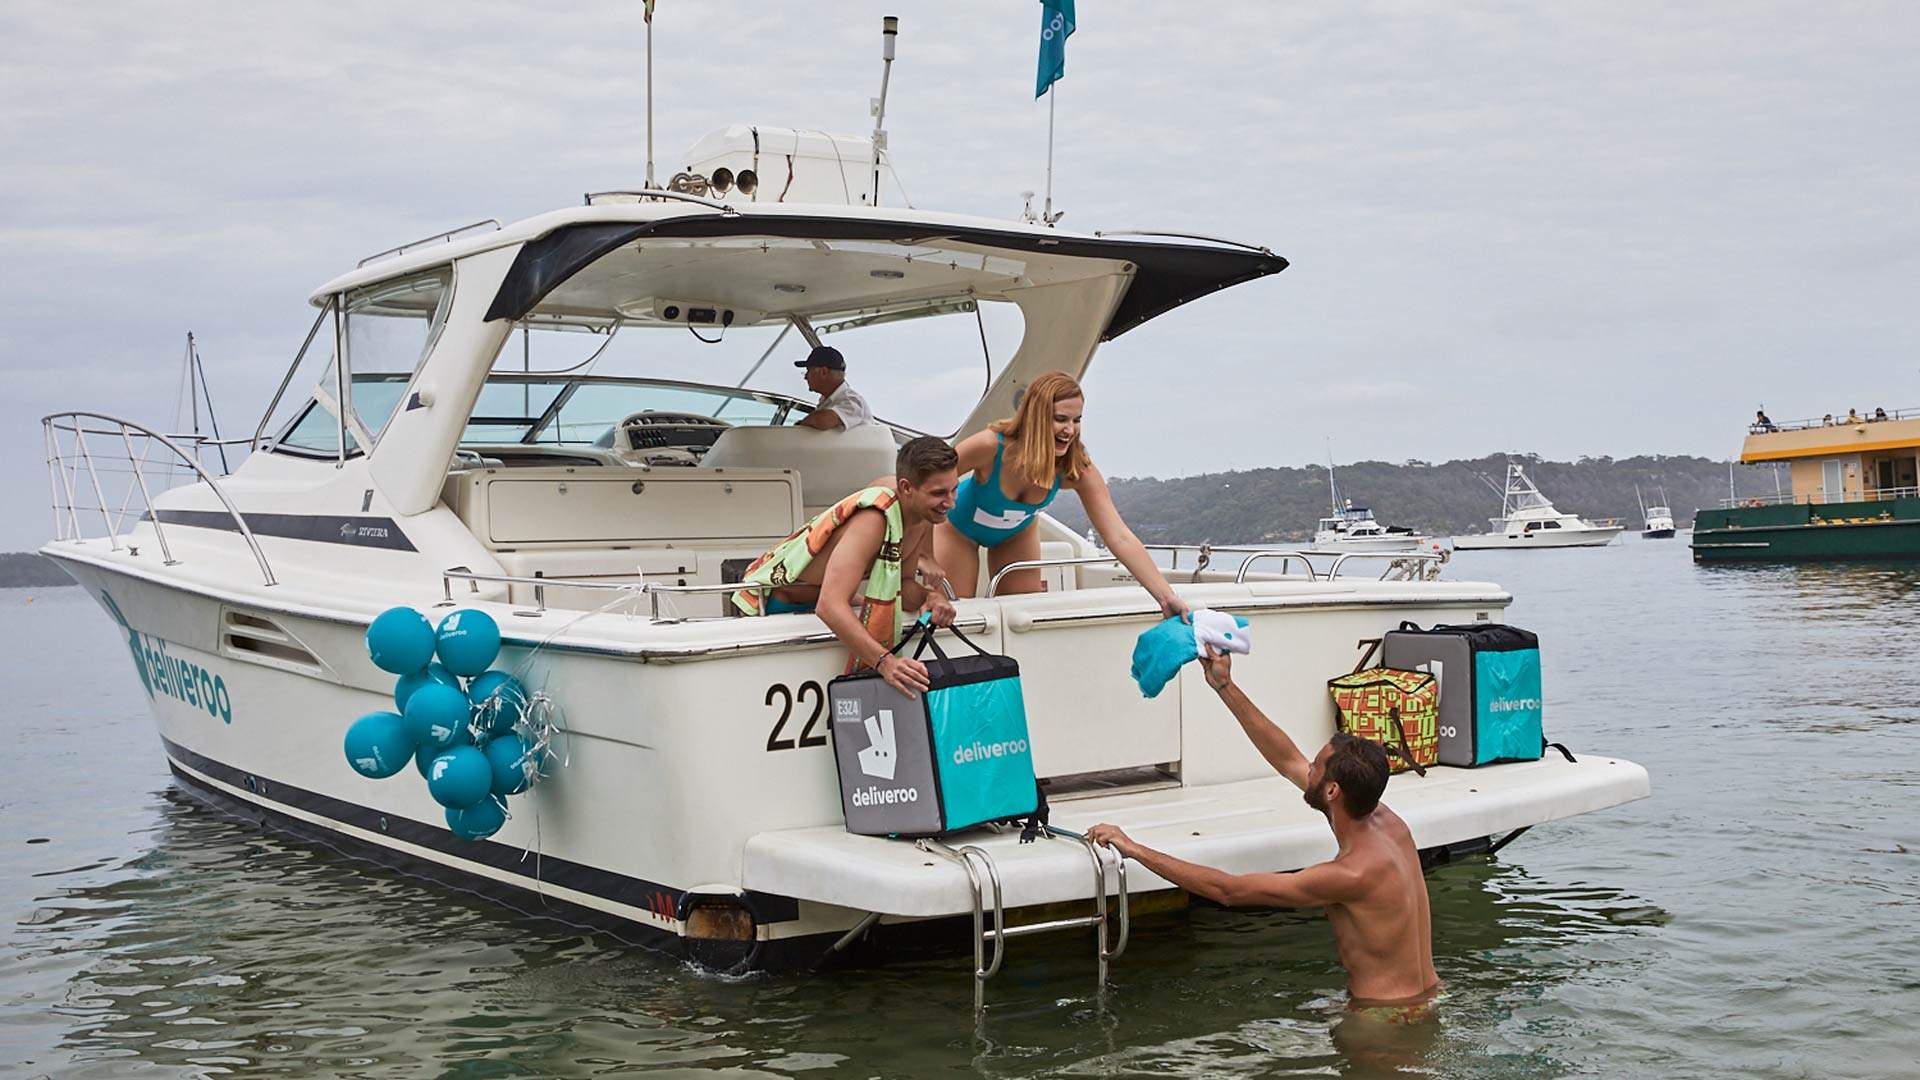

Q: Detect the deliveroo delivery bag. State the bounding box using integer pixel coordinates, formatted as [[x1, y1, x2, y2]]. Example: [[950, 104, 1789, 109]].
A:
[[1381, 622, 1544, 766], [827, 623, 1039, 837]]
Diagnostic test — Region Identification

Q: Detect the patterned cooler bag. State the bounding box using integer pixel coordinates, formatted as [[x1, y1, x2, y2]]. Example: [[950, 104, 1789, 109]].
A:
[[827, 622, 1042, 838], [1326, 639, 1440, 775]]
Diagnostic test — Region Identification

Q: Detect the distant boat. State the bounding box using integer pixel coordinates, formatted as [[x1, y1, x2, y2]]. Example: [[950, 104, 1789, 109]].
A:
[[1307, 444, 1426, 553], [1638, 484, 1676, 539], [1453, 464, 1624, 549], [1311, 501, 1423, 554], [1693, 404, 1920, 561]]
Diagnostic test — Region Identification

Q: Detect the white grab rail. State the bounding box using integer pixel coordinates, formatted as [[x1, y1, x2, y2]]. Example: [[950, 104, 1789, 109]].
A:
[[43, 411, 277, 586]]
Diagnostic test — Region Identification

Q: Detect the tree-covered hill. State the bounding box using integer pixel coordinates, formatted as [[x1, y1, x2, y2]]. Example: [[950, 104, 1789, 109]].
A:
[[1048, 453, 1785, 544]]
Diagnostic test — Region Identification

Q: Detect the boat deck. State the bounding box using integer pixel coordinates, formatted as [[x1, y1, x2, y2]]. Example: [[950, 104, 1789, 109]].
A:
[[743, 753, 1650, 917]]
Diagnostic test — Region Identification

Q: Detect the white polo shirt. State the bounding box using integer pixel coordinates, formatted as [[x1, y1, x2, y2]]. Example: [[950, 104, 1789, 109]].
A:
[[819, 381, 873, 430]]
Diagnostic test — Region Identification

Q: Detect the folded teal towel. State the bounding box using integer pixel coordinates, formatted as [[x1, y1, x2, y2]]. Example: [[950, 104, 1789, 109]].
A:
[[1129, 609, 1252, 698]]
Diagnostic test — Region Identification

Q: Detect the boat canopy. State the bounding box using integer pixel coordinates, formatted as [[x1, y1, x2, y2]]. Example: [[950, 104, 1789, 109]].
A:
[[481, 213, 1286, 341]]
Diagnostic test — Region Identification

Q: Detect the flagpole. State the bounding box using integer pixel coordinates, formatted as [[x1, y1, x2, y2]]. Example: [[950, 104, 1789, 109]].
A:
[[1043, 84, 1056, 224]]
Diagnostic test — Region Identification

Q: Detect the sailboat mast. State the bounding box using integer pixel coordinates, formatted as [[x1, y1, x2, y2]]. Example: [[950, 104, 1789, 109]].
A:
[[1325, 439, 1339, 515]]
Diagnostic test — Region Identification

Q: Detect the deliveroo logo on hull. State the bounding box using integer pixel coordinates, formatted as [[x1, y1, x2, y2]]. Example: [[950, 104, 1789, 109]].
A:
[[101, 590, 233, 724]]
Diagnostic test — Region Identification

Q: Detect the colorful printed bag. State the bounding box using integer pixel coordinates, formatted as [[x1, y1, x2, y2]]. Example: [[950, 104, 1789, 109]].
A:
[[1326, 639, 1440, 776]]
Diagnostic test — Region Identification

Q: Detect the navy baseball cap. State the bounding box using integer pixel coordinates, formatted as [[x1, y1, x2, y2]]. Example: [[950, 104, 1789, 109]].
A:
[[795, 345, 845, 370]]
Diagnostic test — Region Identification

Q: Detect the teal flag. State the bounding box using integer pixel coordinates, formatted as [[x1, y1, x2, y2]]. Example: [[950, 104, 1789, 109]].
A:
[[1035, 0, 1075, 98]]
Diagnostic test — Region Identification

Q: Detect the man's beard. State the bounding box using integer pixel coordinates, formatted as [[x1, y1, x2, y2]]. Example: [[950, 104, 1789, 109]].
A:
[[1303, 782, 1331, 815]]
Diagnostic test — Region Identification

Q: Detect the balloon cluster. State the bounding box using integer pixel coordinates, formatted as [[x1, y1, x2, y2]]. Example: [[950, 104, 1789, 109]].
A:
[[342, 606, 549, 841]]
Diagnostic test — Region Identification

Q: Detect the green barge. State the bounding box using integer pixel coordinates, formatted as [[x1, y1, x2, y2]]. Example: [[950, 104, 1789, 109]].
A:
[[1692, 410, 1920, 562]]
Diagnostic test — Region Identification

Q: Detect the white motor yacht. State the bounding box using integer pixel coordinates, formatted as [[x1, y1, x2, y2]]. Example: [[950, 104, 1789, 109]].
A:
[[1310, 502, 1424, 554], [1638, 485, 1677, 539], [40, 118, 1646, 992], [1452, 464, 1625, 549]]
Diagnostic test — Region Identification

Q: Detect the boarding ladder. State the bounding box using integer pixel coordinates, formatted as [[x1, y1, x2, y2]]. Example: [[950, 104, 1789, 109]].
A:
[[914, 825, 1129, 1016]]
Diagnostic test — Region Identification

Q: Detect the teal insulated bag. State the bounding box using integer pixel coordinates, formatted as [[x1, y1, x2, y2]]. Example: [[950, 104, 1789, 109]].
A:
[[1381, 622, 1551, 766], [827, 622, 1042, 838]]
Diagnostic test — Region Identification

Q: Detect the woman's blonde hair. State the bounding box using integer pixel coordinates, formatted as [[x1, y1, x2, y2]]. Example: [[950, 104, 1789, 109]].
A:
[[989, 371, 1091, 490]]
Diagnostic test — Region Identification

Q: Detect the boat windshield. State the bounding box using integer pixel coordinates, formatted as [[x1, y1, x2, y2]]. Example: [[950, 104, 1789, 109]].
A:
[[452, 374, 917, 447]]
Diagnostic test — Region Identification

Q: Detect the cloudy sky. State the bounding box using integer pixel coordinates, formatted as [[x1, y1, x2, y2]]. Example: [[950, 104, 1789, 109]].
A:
[[5, 2, 1917, 549]]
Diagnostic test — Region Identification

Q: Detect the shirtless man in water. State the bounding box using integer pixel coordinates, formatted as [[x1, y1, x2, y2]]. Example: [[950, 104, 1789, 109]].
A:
[[1087, 648, 1440, 1015]]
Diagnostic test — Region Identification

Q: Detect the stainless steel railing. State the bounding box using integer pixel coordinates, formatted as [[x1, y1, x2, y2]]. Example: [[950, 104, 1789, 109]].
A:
[[1719, 485, 1920, 509], [43, 411, 277, 586], [358, 219, 502, 267], [439, 567, 783, 620], [985, 545, 1448, 596]]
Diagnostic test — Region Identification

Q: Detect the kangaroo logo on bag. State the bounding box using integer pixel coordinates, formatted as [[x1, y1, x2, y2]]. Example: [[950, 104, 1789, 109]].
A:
[[857, 709, 899, 780], [827, 622, 1040, 838]]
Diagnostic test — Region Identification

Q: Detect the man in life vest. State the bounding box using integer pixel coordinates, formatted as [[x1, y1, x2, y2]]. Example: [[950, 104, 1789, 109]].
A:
[[732, 436, 960, 697]]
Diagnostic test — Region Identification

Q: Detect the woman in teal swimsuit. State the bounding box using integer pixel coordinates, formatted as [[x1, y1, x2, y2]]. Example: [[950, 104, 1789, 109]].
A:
[[934, 371, 1189, 619]]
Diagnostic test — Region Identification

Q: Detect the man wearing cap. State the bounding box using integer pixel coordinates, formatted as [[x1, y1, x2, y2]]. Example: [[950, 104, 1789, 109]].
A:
[[795, 345, 873, 431]]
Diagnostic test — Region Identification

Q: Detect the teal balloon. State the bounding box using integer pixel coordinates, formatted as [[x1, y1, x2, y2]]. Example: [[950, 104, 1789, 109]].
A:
[[483, 733, 537, 796], [367, 607, 435, 675], [406, 682, 471, 750], [414, 740, 440, 778], [435, 609, 501, 677], [394, 661, 459, 713], [446, 796, 507, 840], [426, 745, 492, 809], [468, 671, 528, 734], [343, 711, 413, 779]]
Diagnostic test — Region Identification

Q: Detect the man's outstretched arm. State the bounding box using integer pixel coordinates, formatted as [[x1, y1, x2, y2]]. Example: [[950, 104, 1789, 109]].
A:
[[1200, 650, 1310, 790], [1085, 824, 1363, 908]]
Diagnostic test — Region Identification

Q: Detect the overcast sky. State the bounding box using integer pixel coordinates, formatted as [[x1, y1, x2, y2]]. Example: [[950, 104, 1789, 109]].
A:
[[5, 2, 1918, 550]]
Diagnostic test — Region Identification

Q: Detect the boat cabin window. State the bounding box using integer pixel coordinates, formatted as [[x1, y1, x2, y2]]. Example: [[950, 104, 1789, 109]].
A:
[[268, 268, 453, 458]]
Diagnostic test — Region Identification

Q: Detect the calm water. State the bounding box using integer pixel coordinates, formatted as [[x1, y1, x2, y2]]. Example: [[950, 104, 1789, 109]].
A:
[[4, 541, 1918, 1078]]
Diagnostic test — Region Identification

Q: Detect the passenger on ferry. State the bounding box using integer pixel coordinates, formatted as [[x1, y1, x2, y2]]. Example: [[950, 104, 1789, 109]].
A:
[[934, 371, 1190, 620], [1087, 647, 1441, 1018], [793, 345, 872, 430], [1754, 409, 1777, 432], [1873, 407, 1889, 422], [1846, 408, 1863, 424], [731, 436, 958, 697], [1822, 413, 1836, 426]]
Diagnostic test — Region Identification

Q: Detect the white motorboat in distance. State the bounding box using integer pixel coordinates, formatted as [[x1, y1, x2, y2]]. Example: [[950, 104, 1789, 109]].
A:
[[1453, 464, 1625, 549], [39, 115, 1647, 985], [1638, 485, 1677, 539], [1306, 448, 1426, 553], [1310, 503, 1425, 554]]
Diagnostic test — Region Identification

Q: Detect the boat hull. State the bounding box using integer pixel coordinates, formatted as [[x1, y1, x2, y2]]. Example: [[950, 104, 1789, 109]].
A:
[[1452, 526, 1624, 549], [1642, 528, 1676, 540], [1305, 535, 1425, 554], [47, 547, 1647, 975], [1692, 497, 1920, 561]]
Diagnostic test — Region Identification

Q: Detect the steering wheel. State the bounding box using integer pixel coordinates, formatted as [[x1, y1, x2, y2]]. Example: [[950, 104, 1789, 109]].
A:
[[608, 410, 733, 453]]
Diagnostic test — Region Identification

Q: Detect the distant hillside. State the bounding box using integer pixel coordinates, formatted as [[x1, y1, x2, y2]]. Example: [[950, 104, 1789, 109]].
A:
[[0, 553, 74, 588], [1048, 453, 1781, 544]]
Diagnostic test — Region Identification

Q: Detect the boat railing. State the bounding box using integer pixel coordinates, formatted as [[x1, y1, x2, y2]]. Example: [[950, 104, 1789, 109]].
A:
[[988, 546, 1448, 595], [1718, 485, 1920, 510], [583, 189, 736, 212], [1232, 550, 1448, 584], [42, 411, 277, 587], [440, 568, 782, 621], [358, 219, 502, 267], [1750, 406, 1920, 434]]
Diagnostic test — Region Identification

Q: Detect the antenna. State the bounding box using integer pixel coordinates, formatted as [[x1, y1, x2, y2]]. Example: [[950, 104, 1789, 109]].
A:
[[870, 16, 898, 207], [643, 0, 657, 188]]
